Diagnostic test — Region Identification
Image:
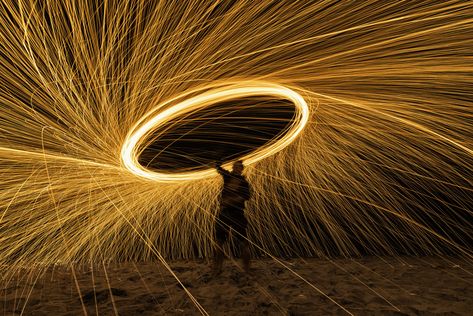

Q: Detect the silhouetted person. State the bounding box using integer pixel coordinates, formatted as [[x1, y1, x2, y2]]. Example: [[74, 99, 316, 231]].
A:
[[213, 160, 252, 274]]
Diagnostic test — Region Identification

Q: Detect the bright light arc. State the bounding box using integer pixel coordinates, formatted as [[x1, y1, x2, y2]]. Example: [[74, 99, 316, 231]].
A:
[[121, 81, 309, 182]]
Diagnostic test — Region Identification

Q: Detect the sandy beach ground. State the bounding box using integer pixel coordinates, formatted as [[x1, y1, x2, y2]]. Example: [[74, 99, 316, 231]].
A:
[[1, 256, 472, 315]]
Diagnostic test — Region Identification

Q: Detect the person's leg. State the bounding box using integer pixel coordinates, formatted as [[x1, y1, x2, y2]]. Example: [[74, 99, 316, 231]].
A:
[[213, 214, 228, 275], [213, 240, 225, 275], [233, 212, 250, 272], [241, 239, 250, 273]]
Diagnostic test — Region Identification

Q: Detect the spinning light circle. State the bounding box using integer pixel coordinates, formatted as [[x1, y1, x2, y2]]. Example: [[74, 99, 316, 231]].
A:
[[121, 81, 309, 182]]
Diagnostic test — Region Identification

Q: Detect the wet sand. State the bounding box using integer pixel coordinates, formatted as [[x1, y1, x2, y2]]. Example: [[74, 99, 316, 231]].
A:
[[1, 256, 472, 315]]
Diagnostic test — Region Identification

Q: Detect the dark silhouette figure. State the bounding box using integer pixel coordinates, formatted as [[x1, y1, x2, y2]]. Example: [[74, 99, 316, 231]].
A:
[[213, 160, 252, 274]]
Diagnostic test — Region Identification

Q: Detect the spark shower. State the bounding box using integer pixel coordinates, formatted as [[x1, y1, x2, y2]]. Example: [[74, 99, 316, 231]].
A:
[[1, 1, 472, 269]]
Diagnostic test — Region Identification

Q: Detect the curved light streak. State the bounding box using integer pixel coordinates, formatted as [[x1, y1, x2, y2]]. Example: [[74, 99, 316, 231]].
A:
[[121, 81, 309, 182]]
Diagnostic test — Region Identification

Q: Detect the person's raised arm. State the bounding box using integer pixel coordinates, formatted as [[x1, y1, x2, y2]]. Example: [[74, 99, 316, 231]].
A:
[[214, 161, 231, 176]]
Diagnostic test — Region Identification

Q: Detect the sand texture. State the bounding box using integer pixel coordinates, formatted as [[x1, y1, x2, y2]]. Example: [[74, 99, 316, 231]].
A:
[[1, 256, 472, 315]]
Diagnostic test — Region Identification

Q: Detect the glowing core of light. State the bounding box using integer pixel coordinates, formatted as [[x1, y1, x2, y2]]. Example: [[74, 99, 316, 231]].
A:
[[121, 81, 309, 182]]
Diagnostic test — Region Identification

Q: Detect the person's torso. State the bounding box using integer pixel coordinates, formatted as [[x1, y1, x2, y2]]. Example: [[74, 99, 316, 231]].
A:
[[221, 174, 249, 207]]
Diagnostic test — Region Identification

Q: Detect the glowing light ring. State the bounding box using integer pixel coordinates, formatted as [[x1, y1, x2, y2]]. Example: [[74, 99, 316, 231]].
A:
[[121, 81, 309, 182]]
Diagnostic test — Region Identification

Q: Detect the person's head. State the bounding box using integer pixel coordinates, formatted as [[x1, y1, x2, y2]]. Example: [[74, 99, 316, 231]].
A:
[[232, 160, 244, 175]]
